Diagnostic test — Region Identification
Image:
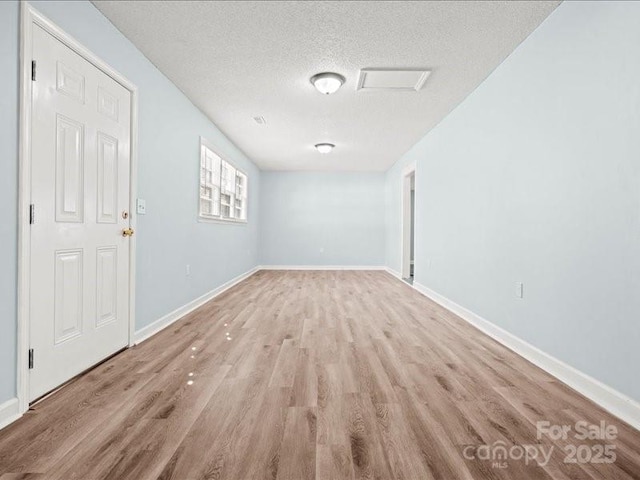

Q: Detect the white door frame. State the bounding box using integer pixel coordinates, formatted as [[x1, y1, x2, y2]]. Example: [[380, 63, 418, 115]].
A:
[[400, 163, 416, 279], [17, 2, 138, 414]]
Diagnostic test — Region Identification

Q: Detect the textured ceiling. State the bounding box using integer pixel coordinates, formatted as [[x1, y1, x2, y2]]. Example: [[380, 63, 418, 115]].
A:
[[93, 1, 560, 171]]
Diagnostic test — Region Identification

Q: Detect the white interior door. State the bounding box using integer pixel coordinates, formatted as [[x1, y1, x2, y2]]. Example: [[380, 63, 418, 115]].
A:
[[29, 24, 132, 401]]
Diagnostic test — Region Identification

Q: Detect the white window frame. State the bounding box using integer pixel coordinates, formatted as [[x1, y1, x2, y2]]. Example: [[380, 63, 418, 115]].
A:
[[198, 137, 248, 224]]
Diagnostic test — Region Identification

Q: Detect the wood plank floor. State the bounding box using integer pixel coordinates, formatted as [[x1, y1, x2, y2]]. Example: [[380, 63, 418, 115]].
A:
[[1, 270, 639, 480]]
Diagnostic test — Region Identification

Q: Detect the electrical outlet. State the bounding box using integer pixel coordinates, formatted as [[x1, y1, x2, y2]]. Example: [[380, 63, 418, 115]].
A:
[[515, 282, 524, 299], [136, 198, 146, 215], [186, 264, 191, 276]]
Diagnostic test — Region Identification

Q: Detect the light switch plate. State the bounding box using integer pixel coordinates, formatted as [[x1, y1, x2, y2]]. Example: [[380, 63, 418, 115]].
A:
[[515, 282, 524, 298], [136, 198, 146, 215]]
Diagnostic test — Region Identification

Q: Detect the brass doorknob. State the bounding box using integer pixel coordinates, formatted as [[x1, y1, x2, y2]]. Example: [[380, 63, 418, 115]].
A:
[[122, 228, 135, 237]]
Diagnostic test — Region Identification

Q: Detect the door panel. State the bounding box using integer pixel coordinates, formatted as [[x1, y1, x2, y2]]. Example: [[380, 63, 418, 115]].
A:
[[96, 246, 118, 328], [97, 132, 118, 224], [97, 87, 119, 121], [29, 24, 132, 401], [54, 249, 84, 344], [56, 61, 85, 103], [55, 115, 85, 223]]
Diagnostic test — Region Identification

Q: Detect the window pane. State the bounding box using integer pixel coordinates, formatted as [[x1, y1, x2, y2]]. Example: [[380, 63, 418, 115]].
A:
[[200, 145, 223, 217], [221, 161, 235, 193], [220, 192, 231, 219], [212, 186, 220, 216], [221, 162, 227, 190], [211, 155, 221, 187], [235, 174, 242, 197], [200, 198, 213, 215]]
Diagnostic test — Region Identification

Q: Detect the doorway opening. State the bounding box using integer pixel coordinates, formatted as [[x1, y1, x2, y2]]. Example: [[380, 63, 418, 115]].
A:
[[401, 166, 415, 284]]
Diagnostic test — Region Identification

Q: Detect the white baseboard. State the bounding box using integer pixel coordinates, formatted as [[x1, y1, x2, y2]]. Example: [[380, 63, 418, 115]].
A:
[[259, 265, 386, 271], [134, 266, 259, 344], [0, 398, 20, 431], [404, 278, 640, 432], [385, 267, 402, 279]]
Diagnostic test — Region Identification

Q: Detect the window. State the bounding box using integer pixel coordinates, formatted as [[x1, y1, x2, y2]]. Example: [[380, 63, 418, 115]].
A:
[[199, 139, 248, 223]]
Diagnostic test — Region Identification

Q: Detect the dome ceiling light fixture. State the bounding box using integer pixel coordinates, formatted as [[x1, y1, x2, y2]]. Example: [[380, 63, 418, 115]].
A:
[[315, 143, 335, 154], [310, 72, 345, 95]]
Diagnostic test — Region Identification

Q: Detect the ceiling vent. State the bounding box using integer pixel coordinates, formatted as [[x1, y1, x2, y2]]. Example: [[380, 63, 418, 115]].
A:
[[356, 68, 431, 92]]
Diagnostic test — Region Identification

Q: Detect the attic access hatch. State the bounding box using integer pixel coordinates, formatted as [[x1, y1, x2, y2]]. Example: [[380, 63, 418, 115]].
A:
[[356, 68, 431, 91]]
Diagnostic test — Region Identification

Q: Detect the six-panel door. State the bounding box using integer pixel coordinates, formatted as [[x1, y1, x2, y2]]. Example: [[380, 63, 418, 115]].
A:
[[29, 24, 132, 401]]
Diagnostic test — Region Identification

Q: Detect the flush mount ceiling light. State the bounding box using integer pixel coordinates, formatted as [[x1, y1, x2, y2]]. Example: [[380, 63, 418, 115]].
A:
[[315, 143, 335, 153], [310, 72, 345, 95]]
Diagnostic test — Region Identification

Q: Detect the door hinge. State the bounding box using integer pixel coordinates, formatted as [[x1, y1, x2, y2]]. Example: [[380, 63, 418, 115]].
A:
[[29, 204, 35, 224], [28, 348, 34, 369], [31, 60, 36, 81]]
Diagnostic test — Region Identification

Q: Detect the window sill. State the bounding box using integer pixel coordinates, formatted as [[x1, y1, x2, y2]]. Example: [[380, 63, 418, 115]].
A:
[[198, 216, 248, 226]]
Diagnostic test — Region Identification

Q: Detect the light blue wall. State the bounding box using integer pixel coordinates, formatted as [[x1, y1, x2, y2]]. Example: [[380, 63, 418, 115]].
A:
[[0, 0, 20, 403], [386, 0, 640, 402], [260, 172, 385, 266], [0, 0, 261, 403]]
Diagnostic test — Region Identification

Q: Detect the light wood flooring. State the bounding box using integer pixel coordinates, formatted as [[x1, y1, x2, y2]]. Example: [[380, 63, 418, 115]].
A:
[[0, 270, 639, 479]]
